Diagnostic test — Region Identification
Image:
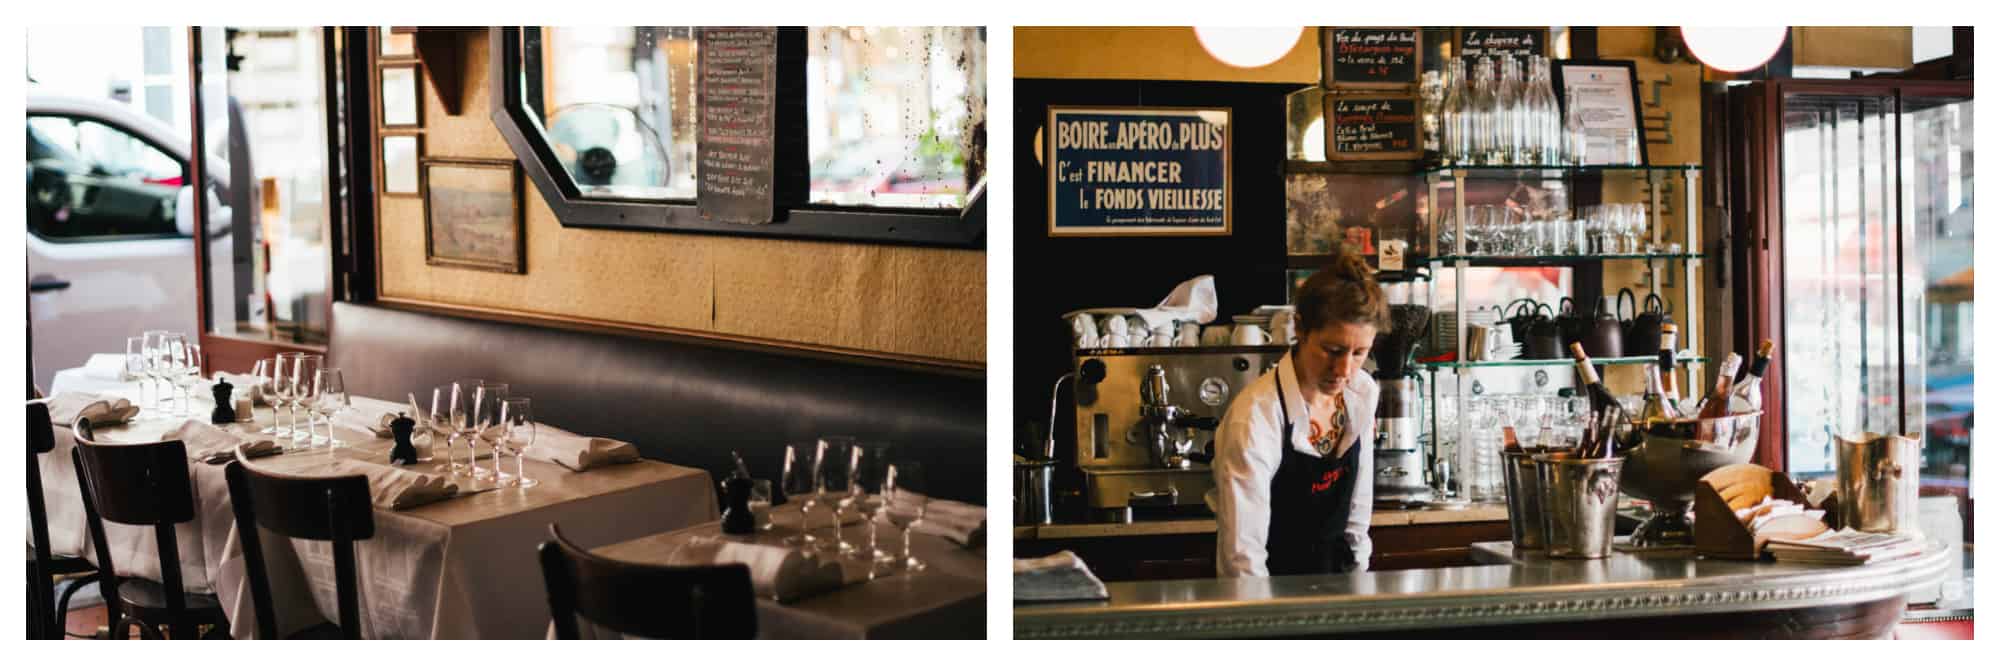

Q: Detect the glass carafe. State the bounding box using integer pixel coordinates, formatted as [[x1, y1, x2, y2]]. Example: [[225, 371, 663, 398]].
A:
[[1468, 56, 1498, 165], [1495, 55, 1525, 165], [1441, 58, 1470, 165], [1563, 88, 1588, 165]]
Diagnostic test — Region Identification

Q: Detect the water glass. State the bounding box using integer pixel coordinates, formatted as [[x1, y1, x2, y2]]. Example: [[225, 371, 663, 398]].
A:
[[780, 442, 819, 549], [289, 354, 323, 445], [883, 461, 928, 572], [141, 330, 171, 415], [313, 368, 349, 448], [124, 337, 150, 415], [815, 436, 858, 555], [850, 446, 894, 573], [496, 397, 537, 488]]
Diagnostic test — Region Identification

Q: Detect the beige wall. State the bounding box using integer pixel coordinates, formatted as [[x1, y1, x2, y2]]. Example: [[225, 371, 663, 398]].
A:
[[376, 31, 984, 368], [1015, 27, 1320, 83]]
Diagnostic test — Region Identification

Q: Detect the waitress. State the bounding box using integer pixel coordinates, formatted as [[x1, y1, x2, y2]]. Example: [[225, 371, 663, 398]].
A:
[[1212, 251, 1385, 577]]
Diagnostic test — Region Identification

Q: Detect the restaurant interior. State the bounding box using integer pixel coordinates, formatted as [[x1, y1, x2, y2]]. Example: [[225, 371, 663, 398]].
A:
[[26, 26, 987, 639], [1010, 26, 1973, 639]]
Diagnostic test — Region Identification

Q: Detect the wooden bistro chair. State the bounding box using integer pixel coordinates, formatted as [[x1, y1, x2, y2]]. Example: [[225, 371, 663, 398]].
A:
[[70, 418, 230, 639], [222, 459, 374, 639], [27, 401, 99, 639], [538, 524, 758, 639]]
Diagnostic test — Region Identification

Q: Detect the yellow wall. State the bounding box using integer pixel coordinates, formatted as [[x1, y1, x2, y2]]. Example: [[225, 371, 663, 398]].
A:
[[1014, 27, 1320, 83], [376, 30, 984, 369]]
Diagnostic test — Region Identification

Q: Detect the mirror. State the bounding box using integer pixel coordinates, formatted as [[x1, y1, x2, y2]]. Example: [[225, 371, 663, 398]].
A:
[[522, 27, 700, 200], [383, 135, 420, 195], [381, 64, 421, 128]]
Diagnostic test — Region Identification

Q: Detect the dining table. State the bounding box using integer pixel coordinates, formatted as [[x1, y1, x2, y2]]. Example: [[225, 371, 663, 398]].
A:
[[34, 376, 721, 639]]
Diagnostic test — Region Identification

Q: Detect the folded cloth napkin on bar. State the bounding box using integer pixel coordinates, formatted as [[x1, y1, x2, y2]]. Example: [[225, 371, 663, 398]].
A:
[[323, 459, 461, 510], [83, 353, 136, 381], [44, 392, 140, 427], [1063, 275, 1219, 331], [163, 420, 281, 463], [883, 493, 986, 548], [331, 407, 401, 438], [208, 372, 271, 405], [665, 538, 845, 603], [1013, 550, 1109, 602], [521, 424, 641, 471]]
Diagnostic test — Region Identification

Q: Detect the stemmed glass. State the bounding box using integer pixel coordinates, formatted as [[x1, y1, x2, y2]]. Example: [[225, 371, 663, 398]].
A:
[[152, 334, 184, 416], [124, 337, 150, 417], [249, 359, 276, 434], [288, 354, 323, 444], [141, 330, 170, 415], [313, 368, 350, 448], [293, 358, 322, 446], [427, 385, 457, 465], [445, 380, 485, 478], [171, 339, 202, 419], [272, 353, 305, 444], [262, 356, 294, 437], [779, 442, 819, 550], [849, 445, 893, 569], [814, 436, 858, 555], [882, 461, 928, 572], [495, 397, 538, 488], [474, 383, 509, 481]]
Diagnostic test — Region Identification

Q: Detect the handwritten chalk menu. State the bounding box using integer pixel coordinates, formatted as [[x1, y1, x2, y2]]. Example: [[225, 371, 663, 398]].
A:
[[697, 27, 777, 224], [1047, 107, 1230, 237], [1459, 28, 1546, 60], [1326, 95, 1422, 160], [1324, 28, 1421, 88]]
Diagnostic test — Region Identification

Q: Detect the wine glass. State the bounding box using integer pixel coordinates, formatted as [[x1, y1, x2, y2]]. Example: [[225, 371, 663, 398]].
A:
[[779, 442, 819, 550], [473, 383, 509, 481], [883, 461, 928, 572], [141, 330, 170, 414], [289, 355, 323, 444], [313, 368, 350, 448], [445, 380, 484, 478], [265, 355, 296, 438], [849, 445, 893, 569], [814, 436, 857, 554], [496, 397, 537, 488], [124, 337, 150, 417], [173, 340, 202, 419], [427, 385, 458, 465]]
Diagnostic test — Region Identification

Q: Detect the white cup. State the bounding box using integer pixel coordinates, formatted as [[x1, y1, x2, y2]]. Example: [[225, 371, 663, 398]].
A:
[[1269, 310, 1299, 345], [1231, 323, 1272, 346], [1107, 334, 1132, 348], [1102, 316, 1129, 337], [1070, 314, 1097, 338], [1075, 330, 1101, 349], [1177, 321, 1202, 347], [1201, 325, 1234, 347]]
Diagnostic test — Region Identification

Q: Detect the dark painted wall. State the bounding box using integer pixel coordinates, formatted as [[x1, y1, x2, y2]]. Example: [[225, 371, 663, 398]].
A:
[[1012, 79, 1301, 457]]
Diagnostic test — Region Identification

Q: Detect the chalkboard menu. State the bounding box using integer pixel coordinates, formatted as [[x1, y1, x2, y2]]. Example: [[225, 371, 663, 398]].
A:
[[1325, 94, 1422, 161], [697, 27, 778, 225], [1458, 27, 1547, 60], [1322, 28, 1422, 89], [1047, 107, 1230, 237]]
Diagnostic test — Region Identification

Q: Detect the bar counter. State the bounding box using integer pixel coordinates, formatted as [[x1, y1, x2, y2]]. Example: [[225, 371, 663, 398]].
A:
[[1014, 540, 1953, 639], [1013, 504, 1510, 540]]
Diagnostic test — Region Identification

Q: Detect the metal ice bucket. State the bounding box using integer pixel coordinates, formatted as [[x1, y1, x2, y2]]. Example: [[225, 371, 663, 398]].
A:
[[1619, 411, 1761, 547], [1501, 450, 1545, 549], [1834, 432, 1922, 536], [1537, 454, 1625, 559]]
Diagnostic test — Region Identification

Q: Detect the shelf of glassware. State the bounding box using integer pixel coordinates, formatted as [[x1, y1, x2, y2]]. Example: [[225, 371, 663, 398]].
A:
[[1415, 354, 1709, 372], [1422, 164, 1703, 181], [1424, 252, 1704, 267]]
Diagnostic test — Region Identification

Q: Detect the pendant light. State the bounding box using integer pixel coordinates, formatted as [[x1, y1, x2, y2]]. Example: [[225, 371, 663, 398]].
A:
[[1194, 27, 1304, 69], [1679, 27, 1788, 73]]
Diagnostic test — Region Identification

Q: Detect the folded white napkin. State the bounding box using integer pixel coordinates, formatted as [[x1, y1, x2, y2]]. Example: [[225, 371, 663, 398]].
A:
[[524, 425, 641, 471], [1063, 275, 1219, 332], [209, 372, 271, 405], [83, 353, 136, 381], [44, 392, 140, 427], [323, 459, 460, 510], [163, 420, 280, 463], [882, 493, 985, 548], [331, 407, 401, 438], [665, 538, 844, 602], [1013, 550, 1109, 602]]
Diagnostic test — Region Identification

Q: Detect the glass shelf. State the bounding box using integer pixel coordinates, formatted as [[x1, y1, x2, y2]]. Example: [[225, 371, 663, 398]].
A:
[[1424, 164, 1703, 179], [1426, 252, 1704, 266], [1416, 355, 1709, 370]]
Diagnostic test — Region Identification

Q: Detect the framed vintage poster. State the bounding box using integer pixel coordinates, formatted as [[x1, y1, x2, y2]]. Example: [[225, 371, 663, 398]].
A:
[[1046, 106, 1231, 237], [423, 158, 526, 273], [1552, 59, 1650, 166]]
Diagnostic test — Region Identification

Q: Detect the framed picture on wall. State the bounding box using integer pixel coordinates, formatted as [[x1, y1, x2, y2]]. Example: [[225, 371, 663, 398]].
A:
[[381, 134, 422, 197], [1046, 106, 1231, 237], [1552, 59, 1649, 166], [423, 158, 525, 273], [380, 63, 423, 129]]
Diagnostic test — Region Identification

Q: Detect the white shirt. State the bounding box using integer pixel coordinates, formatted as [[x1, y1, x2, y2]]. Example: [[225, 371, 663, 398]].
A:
[[1210, 351, 1377, 577]]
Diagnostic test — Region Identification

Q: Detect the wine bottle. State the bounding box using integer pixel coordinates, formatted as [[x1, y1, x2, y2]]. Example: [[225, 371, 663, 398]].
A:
[[1639, 363, 1680, 425], [1569, 342, 1620, 414], [1695, 353, 1745, 419], [1729, 339, 1776, 412]]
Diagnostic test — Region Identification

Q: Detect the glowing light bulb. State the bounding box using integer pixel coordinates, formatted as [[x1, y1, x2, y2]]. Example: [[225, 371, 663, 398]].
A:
[[1194, 27, 1304, 69], [1679, 27, 1788, 73]]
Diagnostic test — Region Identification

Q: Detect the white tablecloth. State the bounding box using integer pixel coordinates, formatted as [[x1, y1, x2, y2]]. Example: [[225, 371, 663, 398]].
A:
[[34, 378, 720, 639]]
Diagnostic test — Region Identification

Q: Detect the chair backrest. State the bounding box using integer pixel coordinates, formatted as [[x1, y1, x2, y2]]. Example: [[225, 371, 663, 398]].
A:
[[69, 419, 198, 636], [538, 524, 758, 639], [223, 459, 375, 639], [26, 401, 58, 639]]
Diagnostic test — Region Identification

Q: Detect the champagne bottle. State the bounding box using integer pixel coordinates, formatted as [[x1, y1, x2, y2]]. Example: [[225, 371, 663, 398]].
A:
[[1695, 353, 1745, 419], [1639, 363, 1680, 425], [1568, 342, 1619, 414], [1729, 339, 1776, 413]]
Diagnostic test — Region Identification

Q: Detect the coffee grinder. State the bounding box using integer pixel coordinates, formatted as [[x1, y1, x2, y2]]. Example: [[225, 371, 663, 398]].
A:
[[1372, 298, 1434, 507]]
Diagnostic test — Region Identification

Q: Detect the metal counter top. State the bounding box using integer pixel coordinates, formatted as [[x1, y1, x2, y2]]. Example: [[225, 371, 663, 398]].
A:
[[1014, 503, 1509, 541], [1014, 540, 1952, 639]]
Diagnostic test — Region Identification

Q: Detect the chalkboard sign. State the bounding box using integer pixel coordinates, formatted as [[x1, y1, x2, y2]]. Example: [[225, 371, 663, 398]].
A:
[[1322, 28, 1422, 89], [1325, 94, 1422, 161], [1047, 107, 1230, 237], [697, 27, 778, 225], [1458, 27, 1547, 60]]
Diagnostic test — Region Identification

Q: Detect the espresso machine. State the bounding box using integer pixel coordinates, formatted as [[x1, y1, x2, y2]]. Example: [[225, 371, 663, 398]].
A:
[[1073, 346, 1285, 522], [1372, 303, 1434, 506]]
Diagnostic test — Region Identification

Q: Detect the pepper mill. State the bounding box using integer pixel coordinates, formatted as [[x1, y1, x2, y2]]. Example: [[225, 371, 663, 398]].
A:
[[389, 412, 419, 466], [211, 378, 237, 425]]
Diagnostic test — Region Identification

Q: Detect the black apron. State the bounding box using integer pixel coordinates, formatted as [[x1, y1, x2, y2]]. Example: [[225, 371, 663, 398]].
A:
[[1265, 371, 1362, 575]]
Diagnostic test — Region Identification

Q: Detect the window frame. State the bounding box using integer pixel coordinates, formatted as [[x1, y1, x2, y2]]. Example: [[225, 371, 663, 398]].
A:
[[24, 111, 193, 245], [487, 26, 985, 248]]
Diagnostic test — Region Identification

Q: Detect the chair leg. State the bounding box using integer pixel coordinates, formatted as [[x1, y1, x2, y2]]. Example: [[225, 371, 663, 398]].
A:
[[53, 574, 95, 637], [130, 618, 164, 640]]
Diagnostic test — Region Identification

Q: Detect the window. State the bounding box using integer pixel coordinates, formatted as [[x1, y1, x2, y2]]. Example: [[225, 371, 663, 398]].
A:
[[806, 26, 984, 209], [26, 115, 185, 240], [534, 27, 699, 200]]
